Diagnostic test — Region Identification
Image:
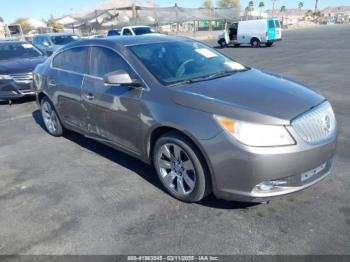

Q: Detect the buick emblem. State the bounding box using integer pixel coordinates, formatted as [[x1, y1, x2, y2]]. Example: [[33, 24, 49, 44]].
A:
[[323, 115, 331, 132]]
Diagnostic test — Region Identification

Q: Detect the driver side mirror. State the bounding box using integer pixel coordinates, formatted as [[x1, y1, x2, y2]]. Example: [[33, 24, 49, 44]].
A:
[[103, 70, 143, 88]]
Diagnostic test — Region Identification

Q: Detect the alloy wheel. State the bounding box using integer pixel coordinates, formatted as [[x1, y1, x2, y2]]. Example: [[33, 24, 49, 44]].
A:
[[42, 101, 58, 134], [157, 143, 196, 196]]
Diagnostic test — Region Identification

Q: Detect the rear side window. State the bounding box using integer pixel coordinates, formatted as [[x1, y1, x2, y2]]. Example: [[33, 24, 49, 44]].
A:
[[268, 20, 275, 28], [123, 29, 133, 36], [107, 30, 121, 36], [133, 27, 153, 35], [52, 46, 89, 74], [275, 20, 281, 28], [89, 47, 134, 78]]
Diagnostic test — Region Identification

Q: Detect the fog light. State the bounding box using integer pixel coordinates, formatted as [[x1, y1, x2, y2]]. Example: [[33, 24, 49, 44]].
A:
[[255, 179, 288, 192]]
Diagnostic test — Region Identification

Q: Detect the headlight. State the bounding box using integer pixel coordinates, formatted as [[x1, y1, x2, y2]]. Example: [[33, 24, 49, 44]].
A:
[[0, 75, 12, 80], [214, 115, 295, 147]]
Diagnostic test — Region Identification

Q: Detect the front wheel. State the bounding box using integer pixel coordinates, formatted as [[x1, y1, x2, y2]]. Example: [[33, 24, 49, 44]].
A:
[[41, 97, 65, 136], [153, 132, 211, 202]]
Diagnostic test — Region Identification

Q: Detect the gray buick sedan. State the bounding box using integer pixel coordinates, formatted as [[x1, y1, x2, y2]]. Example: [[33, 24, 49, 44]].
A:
[[33, 34, 337, 203]]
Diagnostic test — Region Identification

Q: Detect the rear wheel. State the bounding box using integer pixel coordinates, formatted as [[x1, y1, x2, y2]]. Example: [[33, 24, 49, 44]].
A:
[[251, 38, 261, 48], [41, 97, 65, 137], [218, 38, 226, 48], [153, 132, 211, 202]]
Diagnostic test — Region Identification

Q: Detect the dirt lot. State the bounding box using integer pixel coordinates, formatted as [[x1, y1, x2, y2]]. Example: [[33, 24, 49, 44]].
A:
[[0, 24, 349, 255]]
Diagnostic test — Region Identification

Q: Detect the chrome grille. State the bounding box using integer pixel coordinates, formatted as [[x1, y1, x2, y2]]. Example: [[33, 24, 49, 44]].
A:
[[10, 72, 33, 83], [292, 101, 336, 144]]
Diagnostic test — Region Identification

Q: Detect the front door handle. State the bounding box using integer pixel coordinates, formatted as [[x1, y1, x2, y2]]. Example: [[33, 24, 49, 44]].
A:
[[84, 93, 95, 101], [48, 79, 57, 87]]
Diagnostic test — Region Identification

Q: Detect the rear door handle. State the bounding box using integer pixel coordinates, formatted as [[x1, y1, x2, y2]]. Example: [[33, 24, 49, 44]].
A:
[[84, 93, 95, 101]]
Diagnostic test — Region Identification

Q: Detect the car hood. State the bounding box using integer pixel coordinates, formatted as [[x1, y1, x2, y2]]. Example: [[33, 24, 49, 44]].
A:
[[0, 56, 47, 74], [172, 69, 325, 125]]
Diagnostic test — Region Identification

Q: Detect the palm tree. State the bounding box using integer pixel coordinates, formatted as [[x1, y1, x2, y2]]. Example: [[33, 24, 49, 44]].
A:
[[248, 1, 254, 16], [298, 2, 304, 20], [314, 0, 319, 12], [280, 5, 286, 26], [259, 2, 265, 17], [272, 0, 278, 16]]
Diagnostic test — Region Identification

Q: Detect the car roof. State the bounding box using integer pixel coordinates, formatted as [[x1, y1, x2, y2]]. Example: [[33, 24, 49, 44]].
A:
[[64, 34, 190, 48], [0, 40, 30, 45], [33, 33, 76, 37]]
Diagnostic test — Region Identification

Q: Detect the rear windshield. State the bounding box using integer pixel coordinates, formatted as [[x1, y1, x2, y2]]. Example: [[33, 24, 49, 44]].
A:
[[268, 20, 275, 28], [0, 43, 43, 61], [108, 30, 121, 36], [275, 20, 281, 28], [50, 35, 78, 45], [133, 27, 154, 35]]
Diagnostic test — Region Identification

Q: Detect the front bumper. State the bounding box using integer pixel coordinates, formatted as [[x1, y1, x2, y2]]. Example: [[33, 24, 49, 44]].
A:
[[0, 79, 35, 100], [201, 130, 336, 202]]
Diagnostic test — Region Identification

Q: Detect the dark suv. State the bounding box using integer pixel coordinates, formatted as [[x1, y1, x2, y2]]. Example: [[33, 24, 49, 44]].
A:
[[33, 35, 336, 203]]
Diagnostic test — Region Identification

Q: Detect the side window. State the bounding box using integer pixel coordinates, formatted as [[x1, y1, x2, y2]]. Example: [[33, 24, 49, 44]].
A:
[[52, 46, 89, 74], [34, 36, 42, 45], [123, 29, 133, 36], [89, 47, 135, 78]]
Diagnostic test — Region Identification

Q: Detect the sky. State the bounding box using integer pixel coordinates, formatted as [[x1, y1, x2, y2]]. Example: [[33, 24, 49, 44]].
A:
[[0, 0, 349, 23]]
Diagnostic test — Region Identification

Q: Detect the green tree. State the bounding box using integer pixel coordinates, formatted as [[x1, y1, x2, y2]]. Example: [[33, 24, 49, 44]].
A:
[[13, 18, 33, 31], [217, 0, 240, 8], [259, 1, 265, 16], [45, 15, 64, 32], [248, 1, 254, 15], [202, 0, 214, 9]]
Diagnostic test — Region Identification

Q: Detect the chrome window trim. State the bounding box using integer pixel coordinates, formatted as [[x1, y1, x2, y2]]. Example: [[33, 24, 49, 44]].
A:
[[50, 44, 150, 91]]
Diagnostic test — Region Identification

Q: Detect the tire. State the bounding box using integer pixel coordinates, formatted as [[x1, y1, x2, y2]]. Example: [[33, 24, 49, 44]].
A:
[[251, 38, 261, 48], [41, 97, 65, 137], [218, 39, 226, 48], [266, 42, 274, 47], [153, 131, 211, 202]]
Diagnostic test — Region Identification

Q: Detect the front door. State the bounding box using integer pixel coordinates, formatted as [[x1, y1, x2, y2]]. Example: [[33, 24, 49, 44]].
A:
[[82, 46, 143, 154]]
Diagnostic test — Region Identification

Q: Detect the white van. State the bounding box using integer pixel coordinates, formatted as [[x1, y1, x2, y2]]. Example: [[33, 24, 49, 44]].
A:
[[218, 19, 282, 48]]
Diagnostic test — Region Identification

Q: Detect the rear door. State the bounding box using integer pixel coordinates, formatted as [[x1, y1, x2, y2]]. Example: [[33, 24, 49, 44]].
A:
[[82, 46, 143, 154], [274, 19, 282, 40], [50, 46, 89, 130], [267, 19, 276, 41]]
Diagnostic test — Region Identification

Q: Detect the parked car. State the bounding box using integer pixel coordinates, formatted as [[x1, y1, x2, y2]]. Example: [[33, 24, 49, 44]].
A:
[[109, 26, 155, 36], [33, 35, 336, 203], [218, 19, 282, 48], [0, 41, 46, 101], [32, 33, 79, 55]]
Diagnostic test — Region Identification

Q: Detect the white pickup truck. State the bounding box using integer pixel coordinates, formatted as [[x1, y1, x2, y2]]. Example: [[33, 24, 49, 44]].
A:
[[107, 26, 155, 37]]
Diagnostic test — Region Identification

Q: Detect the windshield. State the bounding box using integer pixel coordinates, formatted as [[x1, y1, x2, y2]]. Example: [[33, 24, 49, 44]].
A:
[[133, 27, 154, 35], [128, 41, 247, 86], [50, 35, 78, 45], [0, 43, 43, 61]]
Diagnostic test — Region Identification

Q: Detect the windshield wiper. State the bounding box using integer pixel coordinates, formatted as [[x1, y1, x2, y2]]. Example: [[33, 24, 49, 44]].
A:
[[168, 70, 235, 87]]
